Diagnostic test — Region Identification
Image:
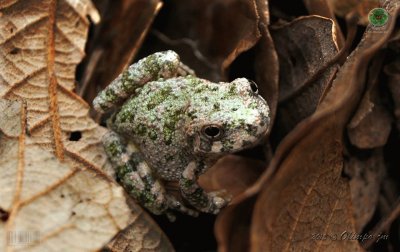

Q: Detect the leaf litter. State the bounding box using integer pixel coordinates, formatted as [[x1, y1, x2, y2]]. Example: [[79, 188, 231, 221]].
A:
[[2, 0, 400, 251]]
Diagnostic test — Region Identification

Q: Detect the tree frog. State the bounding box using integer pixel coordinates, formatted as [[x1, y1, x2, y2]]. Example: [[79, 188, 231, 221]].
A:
[[93, 51, 270, 220]]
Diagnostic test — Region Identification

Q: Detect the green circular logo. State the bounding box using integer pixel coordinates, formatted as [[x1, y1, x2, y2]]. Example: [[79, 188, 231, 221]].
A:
[[368, 8, 389, 27]]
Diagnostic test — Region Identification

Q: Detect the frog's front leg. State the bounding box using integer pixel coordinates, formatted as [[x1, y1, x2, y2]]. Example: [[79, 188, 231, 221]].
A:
[[180, 161, 231, 214], [102, 131, 198, 220], [93, 50, 193, 113]]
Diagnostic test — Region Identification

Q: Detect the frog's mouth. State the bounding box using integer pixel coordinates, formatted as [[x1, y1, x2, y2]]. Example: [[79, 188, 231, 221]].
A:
[[192, 134, 257, 155], [192, 134, 215, 154]]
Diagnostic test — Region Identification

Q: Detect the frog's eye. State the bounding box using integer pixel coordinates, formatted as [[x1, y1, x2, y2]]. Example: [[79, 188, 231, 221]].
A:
[[201, 124, 224, 140], [249, 80, 258, 94]]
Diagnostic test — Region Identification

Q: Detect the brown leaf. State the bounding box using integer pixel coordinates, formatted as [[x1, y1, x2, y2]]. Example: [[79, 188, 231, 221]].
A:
[[327, 0, 380, 25], [303, 0, 345, 48], [252, 132, 362, 252], [254, 0, 279, 132], [0, 99, 133, 251], [79, 0, 163, 105], [147, 0, 261, 81], [217, 2, 400, 251], [384, 57, 400, 131], [105, 200, 174, 252], [0, 1, 171, 250], [344, 149, 385, 232], [215, 198, 256, 252], [347, 53, 392, 149], [199, 155, 265, 198], [271, 16, 339, 138]]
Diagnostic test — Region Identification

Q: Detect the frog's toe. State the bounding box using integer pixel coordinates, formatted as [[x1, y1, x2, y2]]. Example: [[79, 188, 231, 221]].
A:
[[208, 192, 231, 214], [166, 195, 199, 217], [165, 211, 176, 222]]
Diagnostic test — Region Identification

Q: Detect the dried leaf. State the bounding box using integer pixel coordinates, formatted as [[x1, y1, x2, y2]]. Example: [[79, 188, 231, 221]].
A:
[[0, 100, 132, 251], [271, 16, 339, 138], [147, 0, 261, 81], [0, 1, 171, 251], [303, 0, 345, 48], [249, 2, 399, 250], [384, 57, 400, 131], [105, 203, 174, 252], [199, 155, 265, 198], [217, 2, 400, 251], [254, 0, 279, 131], [215, 198, 256, 252], [252, 131, 362, 252], [347, 53, 392, 149], [328, 0, 380, 25], [344, 149, 385, 232], [0, 99, 21, 137]]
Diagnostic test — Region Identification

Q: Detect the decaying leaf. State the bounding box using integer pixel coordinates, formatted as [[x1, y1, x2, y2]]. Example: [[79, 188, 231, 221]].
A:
[[217, 1, 400, 251], [0, 1, 171, 251], [271, 16, 339, 138]]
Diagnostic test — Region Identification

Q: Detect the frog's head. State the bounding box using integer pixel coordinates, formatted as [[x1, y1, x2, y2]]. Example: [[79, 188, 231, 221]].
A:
[[186, 78, 270, 156]]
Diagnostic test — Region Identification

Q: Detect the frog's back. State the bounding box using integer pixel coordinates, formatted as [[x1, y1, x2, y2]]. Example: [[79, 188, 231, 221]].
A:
[[110, 77, 196, 180]]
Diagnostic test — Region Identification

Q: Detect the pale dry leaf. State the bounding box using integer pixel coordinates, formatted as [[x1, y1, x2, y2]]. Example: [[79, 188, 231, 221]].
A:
[[65, 0, 100, 23], [0, 99, 132, 251], [106, 206, 174, 252], [0, 1, 171, 251], [0, 99, 21, 137]]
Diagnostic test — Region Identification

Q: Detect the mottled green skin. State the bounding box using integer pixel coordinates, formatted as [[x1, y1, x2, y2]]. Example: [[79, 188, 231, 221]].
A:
[[94, 51, 270, 217], [109, 76, 270, 181]]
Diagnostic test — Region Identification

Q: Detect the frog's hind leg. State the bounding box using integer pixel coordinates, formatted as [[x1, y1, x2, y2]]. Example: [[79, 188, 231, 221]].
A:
[[93, 50, 193, 113], [102, 131, 198, 219]]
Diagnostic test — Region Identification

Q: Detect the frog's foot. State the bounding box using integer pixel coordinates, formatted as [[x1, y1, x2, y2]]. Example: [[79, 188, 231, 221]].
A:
[[155, 195, 199, 222], [177, 62, 195, 77], [165, 195, 199, 217], [180, 162, 232, 214], [207, 190, 232, 212], [93, 50, 191, 113]]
